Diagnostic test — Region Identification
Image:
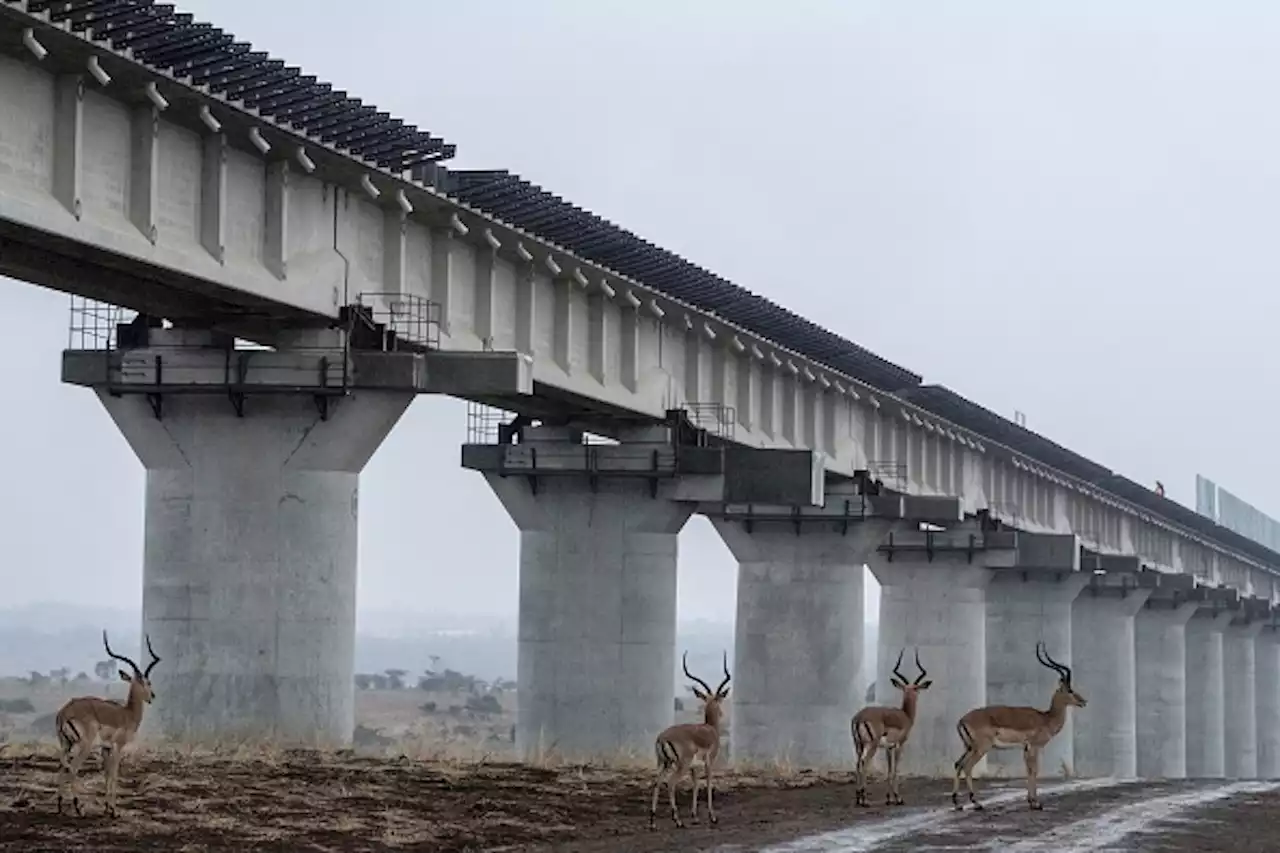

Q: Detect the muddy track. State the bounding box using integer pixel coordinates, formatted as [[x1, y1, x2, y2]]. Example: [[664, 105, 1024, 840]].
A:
[[2, 751, 1278, 851]]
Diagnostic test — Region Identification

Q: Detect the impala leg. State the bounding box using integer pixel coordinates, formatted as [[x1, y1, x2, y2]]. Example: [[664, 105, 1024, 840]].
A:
[[649, 771, 663, 830], [101, 746, 115, 818], [950, 746, 970, 810], [103, 746, 124, 818], [55, 742, 73, 814], [705, 757, 719, 826], [963, 746, 986, 810], [889, 745, 905, 805], [854, 737, 874, 807], [883, 746, 896, 805], [1024, 746, 1042, 810], [60, 738, 94, 817], [668, 761, 686, 828], [688, 764, 700, 824]]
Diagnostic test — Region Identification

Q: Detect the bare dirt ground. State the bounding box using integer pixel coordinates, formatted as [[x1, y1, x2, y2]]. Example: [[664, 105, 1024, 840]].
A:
[[2, 749, 1279, 852]]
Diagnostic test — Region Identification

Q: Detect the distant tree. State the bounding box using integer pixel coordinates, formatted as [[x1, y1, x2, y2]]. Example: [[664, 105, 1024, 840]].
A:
[[94, 660, 116, 681], [73, 672, 90, 683], [674, 697, 685, 712], [354, 674, 373, 690], [429, 655, 442, 673], [50, 667, 70, 685], [370, 674, 389, 690], [384, 669, 408, 690], [0, 699, 35, 714], [27, 672, 48, 687]]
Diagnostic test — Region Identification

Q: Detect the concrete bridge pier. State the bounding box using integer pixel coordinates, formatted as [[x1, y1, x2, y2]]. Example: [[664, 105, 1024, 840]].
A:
[[64, 329, 429, 745], [1133, 589, 1198, 779], [984, 534, 1088, 779], [868, 526, 1016, 778], [1071, 577, 1152, 779], [713, 516, 894, 768], [466, 423, 828, 762], [1185, 605, 1235, 778], [482, 469, 692, 763], [1224, 616, 1264, 778], [1255, 625, 1280, 778], [63, 322, 531, 745]]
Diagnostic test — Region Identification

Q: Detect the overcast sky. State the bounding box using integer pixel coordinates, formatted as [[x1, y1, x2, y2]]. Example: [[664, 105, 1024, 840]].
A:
[[3, 1, 1278, 623]]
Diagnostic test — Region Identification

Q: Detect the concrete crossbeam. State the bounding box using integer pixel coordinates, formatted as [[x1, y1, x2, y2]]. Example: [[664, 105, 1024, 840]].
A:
[[464, 428, 827, 507], [63, 345, 533, 397]]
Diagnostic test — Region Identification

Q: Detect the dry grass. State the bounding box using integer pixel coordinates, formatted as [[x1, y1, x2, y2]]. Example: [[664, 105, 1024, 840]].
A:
[[0, 742, 868, 852]]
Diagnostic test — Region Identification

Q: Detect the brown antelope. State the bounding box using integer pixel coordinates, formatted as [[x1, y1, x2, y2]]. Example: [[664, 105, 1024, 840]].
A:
[[55, 631, 162, 817], [851, 647, 932, 807], [649, 651, 731, 830], [951, 641, 1086, 811]]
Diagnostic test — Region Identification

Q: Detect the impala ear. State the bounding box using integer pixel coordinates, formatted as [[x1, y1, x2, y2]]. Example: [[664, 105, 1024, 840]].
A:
[[890, 677, 906, 690], [118, 670, 132, 683], [917, 680, 933, 690]]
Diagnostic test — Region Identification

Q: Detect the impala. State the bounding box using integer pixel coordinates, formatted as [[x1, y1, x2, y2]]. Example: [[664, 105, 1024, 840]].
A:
[[649, 651, 731, 830], [851, 647, 932, 807], [55, 631, 162, 817], [951, 641, 1085, 811]]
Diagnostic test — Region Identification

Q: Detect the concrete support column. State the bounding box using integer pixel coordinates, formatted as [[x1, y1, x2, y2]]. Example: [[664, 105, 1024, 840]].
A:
[[870, 559, 990, 777], [1185, 609, 1233, 778], [1256, 626, 1280, 779], [99, 389, 413, 746], [1224, 620, 1264, 778], [1071, 586, 1151, 778], [485, 475, 693, 762], [713, 519, 893, 768], [985, 572, 1090, 778], [1134, 601, 1198, 779]]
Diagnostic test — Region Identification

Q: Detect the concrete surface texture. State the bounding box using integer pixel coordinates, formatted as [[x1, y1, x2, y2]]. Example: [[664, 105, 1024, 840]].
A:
[[1223, 621, 1262, 778], [1134, 602, 1198, 779], [714, 520, 894, 768], [98, 389, 413, 745], [1184, 610, 1232, 778], [1255, 628, 1280, 778], [1071, 588, 1151, 779], [985, 571, 1090, 777], [870, 558, 989, 777], [484, 474, 693, 762]]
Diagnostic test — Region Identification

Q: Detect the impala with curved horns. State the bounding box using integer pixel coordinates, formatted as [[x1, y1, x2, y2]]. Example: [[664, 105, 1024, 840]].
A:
[[55, 631, 162, 817], [649, 651, 731, 830], [851, 647, 932, 806], [951, 641, 1085, 811]]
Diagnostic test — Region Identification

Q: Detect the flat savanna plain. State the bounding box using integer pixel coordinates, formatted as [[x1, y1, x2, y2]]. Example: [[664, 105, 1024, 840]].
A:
[[5, 684, 1280, 851], [5, 754, 1280, 852]]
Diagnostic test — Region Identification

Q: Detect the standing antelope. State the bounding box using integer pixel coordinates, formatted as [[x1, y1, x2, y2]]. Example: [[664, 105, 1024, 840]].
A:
[[951, 641, 1086, 811], [850, 647, 932, 807], [55, 630, 162, 817], [649, 651, 731, 830]]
